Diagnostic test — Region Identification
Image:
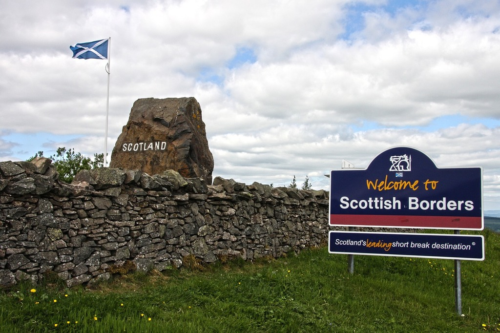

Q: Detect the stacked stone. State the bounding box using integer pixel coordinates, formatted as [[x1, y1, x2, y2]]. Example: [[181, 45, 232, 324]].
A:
[[0, 159, 330, 288]]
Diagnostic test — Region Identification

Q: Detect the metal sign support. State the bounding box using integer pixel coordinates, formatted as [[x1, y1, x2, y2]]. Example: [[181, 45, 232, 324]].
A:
[[347, 226, 355, 274], [454, 230, 462, 315]]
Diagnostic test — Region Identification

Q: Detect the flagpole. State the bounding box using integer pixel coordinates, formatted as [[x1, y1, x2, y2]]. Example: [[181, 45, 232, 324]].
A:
[[105, 37, 111, 166]]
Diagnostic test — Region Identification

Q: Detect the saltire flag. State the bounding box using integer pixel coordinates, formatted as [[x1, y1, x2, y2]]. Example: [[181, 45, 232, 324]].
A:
[[70, 39, 109, 60]]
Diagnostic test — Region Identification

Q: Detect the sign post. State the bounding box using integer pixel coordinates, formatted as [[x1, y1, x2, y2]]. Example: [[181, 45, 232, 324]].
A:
[[347, 227, 355, 274], [454, 230, 462, 315], [329, 147, 484, 315], [341, 161, 358, 275]]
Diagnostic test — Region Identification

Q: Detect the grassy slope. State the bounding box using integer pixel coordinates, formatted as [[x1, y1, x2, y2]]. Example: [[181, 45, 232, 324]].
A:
[[0, 229, 499, 332]]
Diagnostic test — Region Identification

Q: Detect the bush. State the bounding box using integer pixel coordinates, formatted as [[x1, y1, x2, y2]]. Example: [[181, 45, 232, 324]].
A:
[[28, 147, 104, 183]]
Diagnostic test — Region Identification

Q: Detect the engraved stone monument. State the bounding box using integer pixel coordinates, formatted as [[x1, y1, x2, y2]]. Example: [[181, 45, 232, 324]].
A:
[[109, 97, 214, 184]]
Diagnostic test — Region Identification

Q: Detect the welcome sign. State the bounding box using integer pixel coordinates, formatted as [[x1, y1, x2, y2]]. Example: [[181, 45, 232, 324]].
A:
[[329, 147, 483, 230]]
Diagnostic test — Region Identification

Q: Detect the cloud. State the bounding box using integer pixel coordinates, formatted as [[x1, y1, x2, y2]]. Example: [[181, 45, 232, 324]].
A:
[[221, 18, 500, 129], [209, 123, 500, 201], [0, 130, 18, 158]]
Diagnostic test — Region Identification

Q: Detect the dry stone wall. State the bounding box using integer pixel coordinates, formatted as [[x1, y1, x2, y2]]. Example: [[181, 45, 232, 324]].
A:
[[0, 159, 330, 288]]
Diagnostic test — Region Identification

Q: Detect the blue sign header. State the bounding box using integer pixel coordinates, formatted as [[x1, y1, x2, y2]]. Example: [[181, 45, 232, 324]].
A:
[[330, 147, 483, 230]]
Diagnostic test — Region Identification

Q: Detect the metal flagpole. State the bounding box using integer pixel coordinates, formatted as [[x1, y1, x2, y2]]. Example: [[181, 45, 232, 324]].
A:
[[105, 37, 111, 166]]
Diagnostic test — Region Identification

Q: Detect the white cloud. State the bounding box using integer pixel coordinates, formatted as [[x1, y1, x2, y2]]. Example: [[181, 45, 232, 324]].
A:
[[222, 17, 500, 130], [0, 130, 17, 159]]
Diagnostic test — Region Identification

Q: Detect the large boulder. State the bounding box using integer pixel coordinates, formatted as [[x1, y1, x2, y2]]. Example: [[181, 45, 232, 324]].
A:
[[110, 97, 214, 184]]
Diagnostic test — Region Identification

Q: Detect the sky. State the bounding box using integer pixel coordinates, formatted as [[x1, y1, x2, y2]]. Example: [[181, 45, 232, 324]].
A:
[[0, 0, 499, 212]]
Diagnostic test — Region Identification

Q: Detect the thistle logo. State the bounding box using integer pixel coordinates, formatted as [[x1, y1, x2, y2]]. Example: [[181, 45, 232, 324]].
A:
[[389, 154, 411, 172]]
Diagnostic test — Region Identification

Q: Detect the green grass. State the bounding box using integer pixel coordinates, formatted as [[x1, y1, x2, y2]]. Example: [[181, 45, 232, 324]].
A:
[[1, 229, 499, 332]]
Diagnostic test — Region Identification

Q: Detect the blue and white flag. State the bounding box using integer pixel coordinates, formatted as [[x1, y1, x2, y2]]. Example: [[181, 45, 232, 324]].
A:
[[70, 39, 109, 60]]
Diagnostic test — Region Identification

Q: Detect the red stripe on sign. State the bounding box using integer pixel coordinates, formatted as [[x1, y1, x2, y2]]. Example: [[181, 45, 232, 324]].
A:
[[329, 214, 482, 230]]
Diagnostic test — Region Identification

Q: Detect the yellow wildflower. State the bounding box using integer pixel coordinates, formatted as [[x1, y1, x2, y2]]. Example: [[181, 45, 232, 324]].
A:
[[54, 324, 58, 327], [53, 300, 57, 303], [148, 318, 152, 321], [30, 289, 36, 293]]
